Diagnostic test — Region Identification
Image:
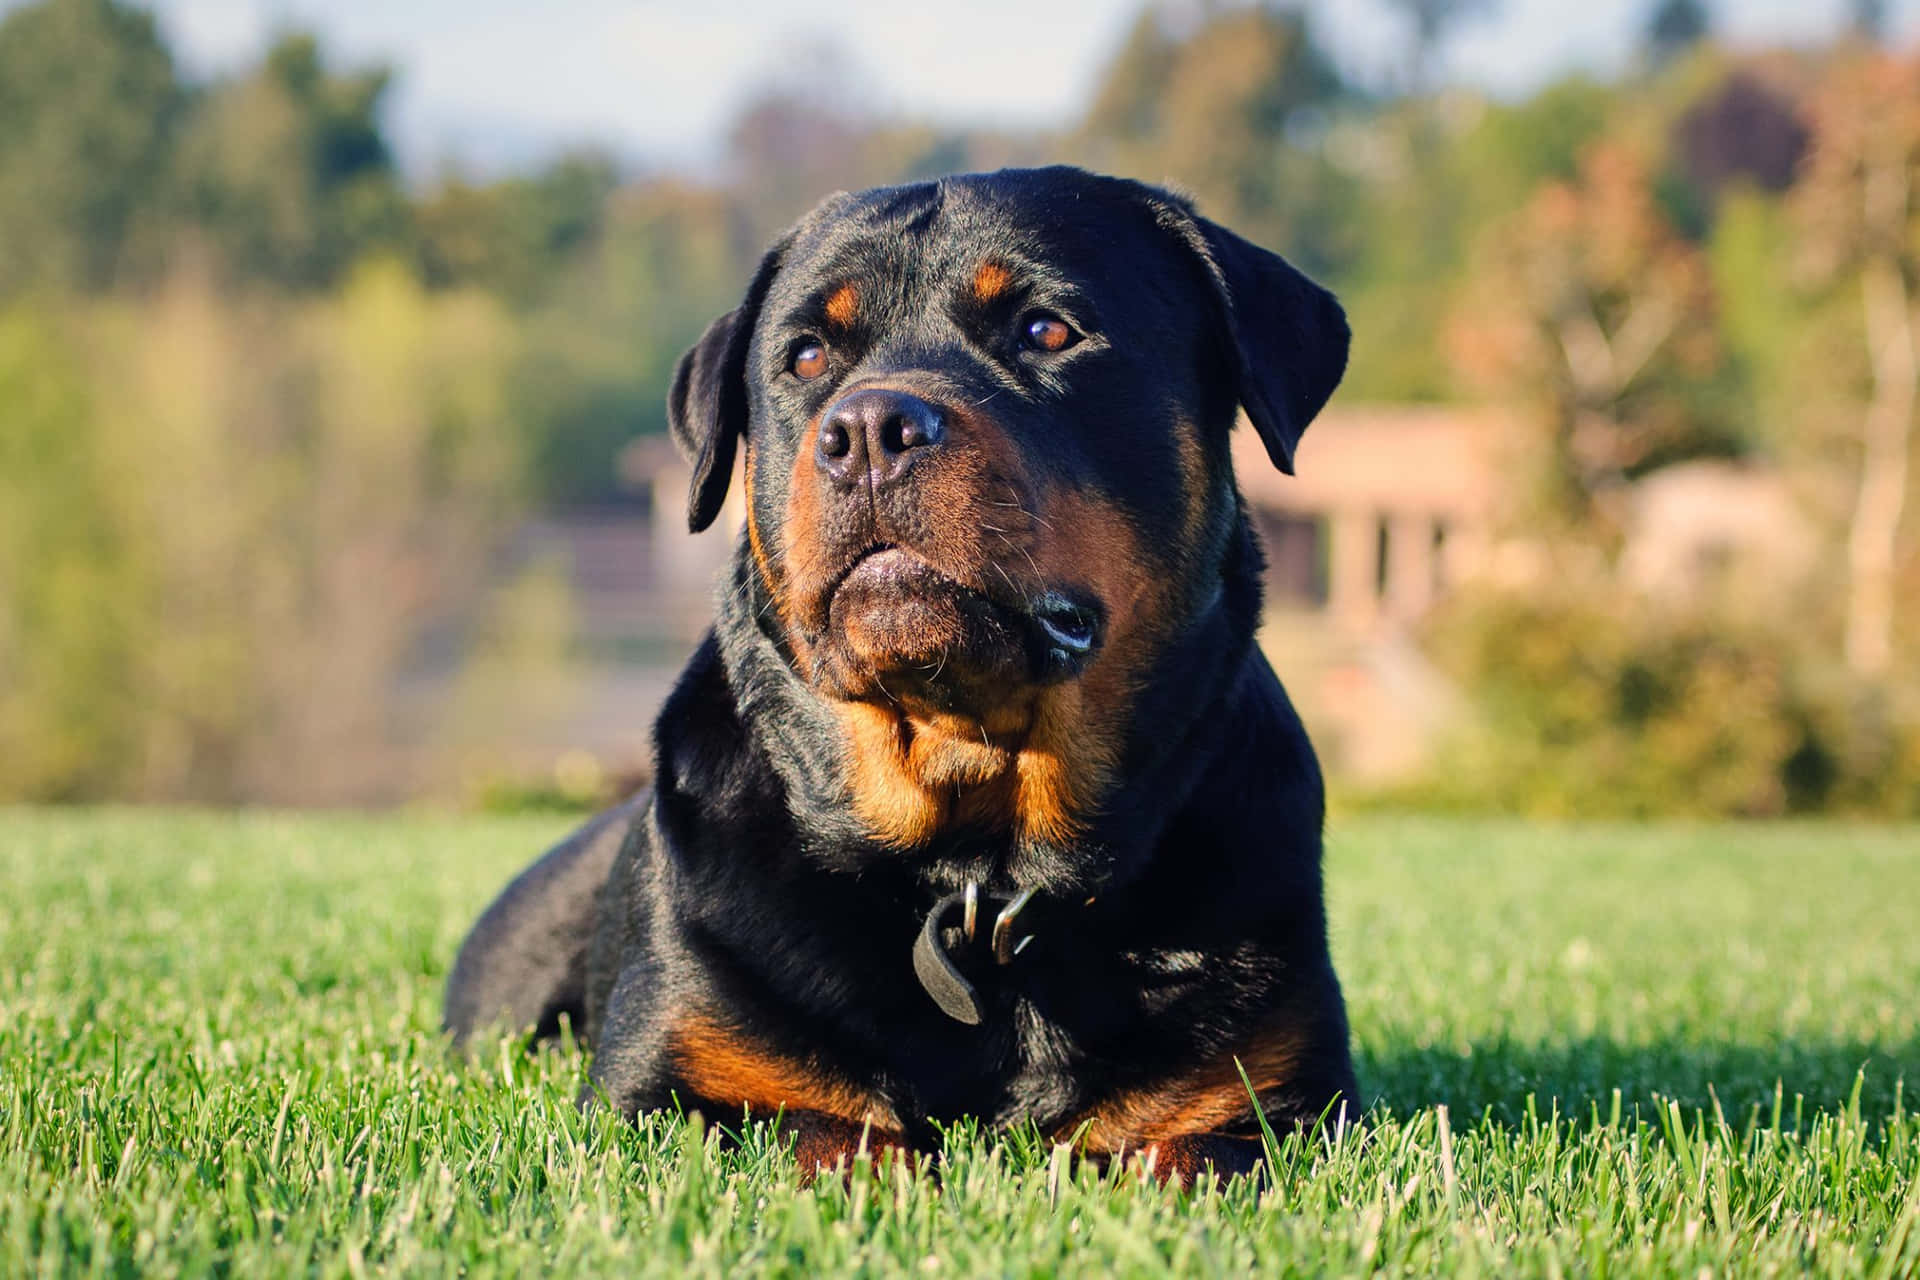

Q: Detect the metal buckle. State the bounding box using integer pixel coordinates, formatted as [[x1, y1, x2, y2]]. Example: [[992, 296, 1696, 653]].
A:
[[989, 886, 1036, 965]]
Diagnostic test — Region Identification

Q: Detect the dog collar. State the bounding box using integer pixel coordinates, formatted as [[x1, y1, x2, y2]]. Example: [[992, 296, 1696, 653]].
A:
[[911, 883, 1039, 1025]]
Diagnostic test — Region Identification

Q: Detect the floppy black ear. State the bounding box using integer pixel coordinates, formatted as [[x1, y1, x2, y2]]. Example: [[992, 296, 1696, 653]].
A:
[[666, 241, 790, 533], [1183, 216, 1349, 474]]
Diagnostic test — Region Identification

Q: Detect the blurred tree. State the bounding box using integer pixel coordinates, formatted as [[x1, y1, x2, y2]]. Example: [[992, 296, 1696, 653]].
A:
[[1451, 143, 1731, 534], [727, 88, 1040, 247], [1, 261, 524, 803], [1706, 189, 1810, 451], [1073, 3, 1352, 271], [1671, 71, 1808, 218], [0, 0, 182, 293], [0, 304, 140, 797], [718, 43, 959, 243], [1849, 0, 1889, 44], [1339, 77, 1619, 401], [1790, 50, 1920, 679], [1080, 9, 1177, 147], [510, 181, 744, 506], [417, 151, 619, 305], [175, 33, 408, 288], [1642, 0, 1712, 70]]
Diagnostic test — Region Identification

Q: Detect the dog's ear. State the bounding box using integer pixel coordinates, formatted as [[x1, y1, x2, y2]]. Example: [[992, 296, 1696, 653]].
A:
[[1163, 208, 1349, 474], [667, 240, 790, 533]]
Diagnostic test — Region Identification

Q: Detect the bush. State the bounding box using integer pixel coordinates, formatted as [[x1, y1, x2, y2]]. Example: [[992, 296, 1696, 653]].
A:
[[1387, 589, 1920, 818]]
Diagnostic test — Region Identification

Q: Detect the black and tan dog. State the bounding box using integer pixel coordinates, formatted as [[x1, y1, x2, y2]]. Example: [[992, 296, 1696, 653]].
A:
[[444, 165, 1357, 1183]]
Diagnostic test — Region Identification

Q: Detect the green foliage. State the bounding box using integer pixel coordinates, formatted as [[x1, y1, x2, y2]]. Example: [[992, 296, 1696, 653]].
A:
[[1338, 79, 1620, 401], [0, 306, 141, 798], [1402, 590, 1920, 818], [1072, 3, 1357, 275], [507, 183, 743, 505], [0, 0, 182, 291], [1707, 190, 1824, 451], [1, 811, 1914, 1273], [174, 33, 409, 289], [0, 267, 522, 803], [417, 152, 619, 305]]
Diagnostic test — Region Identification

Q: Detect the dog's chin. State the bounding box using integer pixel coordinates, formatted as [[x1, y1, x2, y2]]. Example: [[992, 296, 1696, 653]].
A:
[[815, 549, 1027, 708]]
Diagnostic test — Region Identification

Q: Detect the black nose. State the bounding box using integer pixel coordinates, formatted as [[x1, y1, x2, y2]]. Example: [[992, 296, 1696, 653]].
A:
[[817, 388, 947, 489]]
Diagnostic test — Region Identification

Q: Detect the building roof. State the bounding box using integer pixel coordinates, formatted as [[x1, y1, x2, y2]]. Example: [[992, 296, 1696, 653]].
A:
[[1232, 404, 1508, 520]]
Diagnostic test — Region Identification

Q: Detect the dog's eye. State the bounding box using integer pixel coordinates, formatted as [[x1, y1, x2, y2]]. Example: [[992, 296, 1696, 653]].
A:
[[791, 341, 829, 380], [1020, 313, 1078, 354]]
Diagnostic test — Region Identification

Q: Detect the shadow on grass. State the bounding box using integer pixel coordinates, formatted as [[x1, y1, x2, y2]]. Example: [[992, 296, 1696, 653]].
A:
[[1360, 1034, 1918, 1125]]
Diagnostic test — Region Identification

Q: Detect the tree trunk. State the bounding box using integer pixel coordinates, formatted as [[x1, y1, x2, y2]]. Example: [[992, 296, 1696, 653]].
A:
[[1846, 254, 1916, 677]]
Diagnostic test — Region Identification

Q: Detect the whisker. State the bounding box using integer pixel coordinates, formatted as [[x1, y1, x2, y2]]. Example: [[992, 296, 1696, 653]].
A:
[[990, 531, 1044, 589], [1008, 537, 1043, 582], [998, 482, 1055, 530]]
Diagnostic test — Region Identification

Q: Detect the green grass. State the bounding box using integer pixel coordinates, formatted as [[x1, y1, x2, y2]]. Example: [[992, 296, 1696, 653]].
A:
[[2, 810, 1916, 1276]]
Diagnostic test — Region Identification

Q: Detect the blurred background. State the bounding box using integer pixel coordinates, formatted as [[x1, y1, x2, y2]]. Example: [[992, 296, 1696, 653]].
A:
[[1, 0, 1917, 817]]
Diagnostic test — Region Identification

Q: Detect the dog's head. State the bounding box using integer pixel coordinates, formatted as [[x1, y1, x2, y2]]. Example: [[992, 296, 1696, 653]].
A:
[[670, 167, 1346, 850]]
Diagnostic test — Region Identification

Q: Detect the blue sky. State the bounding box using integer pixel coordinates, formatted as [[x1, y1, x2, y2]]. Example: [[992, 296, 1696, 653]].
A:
[[12, 0, 1918, 176]]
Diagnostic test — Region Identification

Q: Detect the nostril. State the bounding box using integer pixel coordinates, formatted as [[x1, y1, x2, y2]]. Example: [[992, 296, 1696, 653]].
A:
[[886, 408, 945, 454], [819, 418, 853, 459]]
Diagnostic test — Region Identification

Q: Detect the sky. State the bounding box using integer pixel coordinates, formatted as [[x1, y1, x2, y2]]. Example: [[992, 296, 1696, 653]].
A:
[[11, 0, 1919, 177]]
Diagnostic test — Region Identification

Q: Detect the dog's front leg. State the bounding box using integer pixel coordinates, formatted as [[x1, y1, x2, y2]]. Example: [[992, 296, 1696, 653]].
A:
[[747, 1109, 924, 1183]]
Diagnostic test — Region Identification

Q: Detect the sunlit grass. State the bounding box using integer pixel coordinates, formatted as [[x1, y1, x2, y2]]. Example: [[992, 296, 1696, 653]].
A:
[[2, 810, 1915, 1275]]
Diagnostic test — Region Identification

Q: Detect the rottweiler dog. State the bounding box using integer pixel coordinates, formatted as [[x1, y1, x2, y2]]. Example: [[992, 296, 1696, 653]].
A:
[[444, 165, 1357, 1184]]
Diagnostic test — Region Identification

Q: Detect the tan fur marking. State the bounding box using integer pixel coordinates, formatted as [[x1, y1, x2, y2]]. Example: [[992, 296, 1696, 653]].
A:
[[1060, 1025, 1306, 1152], [972, 261, 1014, 303], [1175, 423, 1210, 551], [778, 414, 831, 646], [907, 711, 1014, 788], [671, 1013, 899, 1129], [743, 441, 775, 589], [835, 701, 946, 848], [824, 283, 860, 329]]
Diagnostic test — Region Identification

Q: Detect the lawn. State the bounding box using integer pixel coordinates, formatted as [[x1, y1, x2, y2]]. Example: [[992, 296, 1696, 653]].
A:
[[2, 809, 1915, 1276]]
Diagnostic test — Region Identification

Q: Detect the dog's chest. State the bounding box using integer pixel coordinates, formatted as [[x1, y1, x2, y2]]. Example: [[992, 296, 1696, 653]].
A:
[[896, 950, 1178, 1130]]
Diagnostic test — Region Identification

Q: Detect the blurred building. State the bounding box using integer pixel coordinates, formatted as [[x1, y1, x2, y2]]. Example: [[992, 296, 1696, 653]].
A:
[[1240, 407, 1504, 780]]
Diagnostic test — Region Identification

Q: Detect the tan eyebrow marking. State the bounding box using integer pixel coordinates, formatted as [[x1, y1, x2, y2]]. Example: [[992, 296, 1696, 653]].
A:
[[972, 261, 1014, 303], [824, 282, 859, 328]]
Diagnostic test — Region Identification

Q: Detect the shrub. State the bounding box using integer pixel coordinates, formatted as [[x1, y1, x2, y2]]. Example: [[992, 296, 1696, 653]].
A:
[[1390, 589, 1920, 818]]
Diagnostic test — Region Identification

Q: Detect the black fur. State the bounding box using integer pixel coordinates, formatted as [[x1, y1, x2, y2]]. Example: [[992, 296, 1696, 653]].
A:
[[445, 167, 1358, 1181]]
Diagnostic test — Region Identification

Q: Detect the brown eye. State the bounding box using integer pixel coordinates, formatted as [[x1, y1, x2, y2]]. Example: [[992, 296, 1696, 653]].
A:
[[1022, 313, 1076, 353], [792, 341, 828, 380]]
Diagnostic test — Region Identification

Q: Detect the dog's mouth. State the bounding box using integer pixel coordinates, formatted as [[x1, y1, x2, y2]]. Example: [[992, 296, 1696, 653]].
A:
[[826, 543, 915, 598], [815, 544, 1104, 704]]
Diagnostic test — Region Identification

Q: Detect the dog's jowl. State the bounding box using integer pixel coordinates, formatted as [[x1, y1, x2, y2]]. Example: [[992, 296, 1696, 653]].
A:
[[443, 166, 1359, 1183]]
